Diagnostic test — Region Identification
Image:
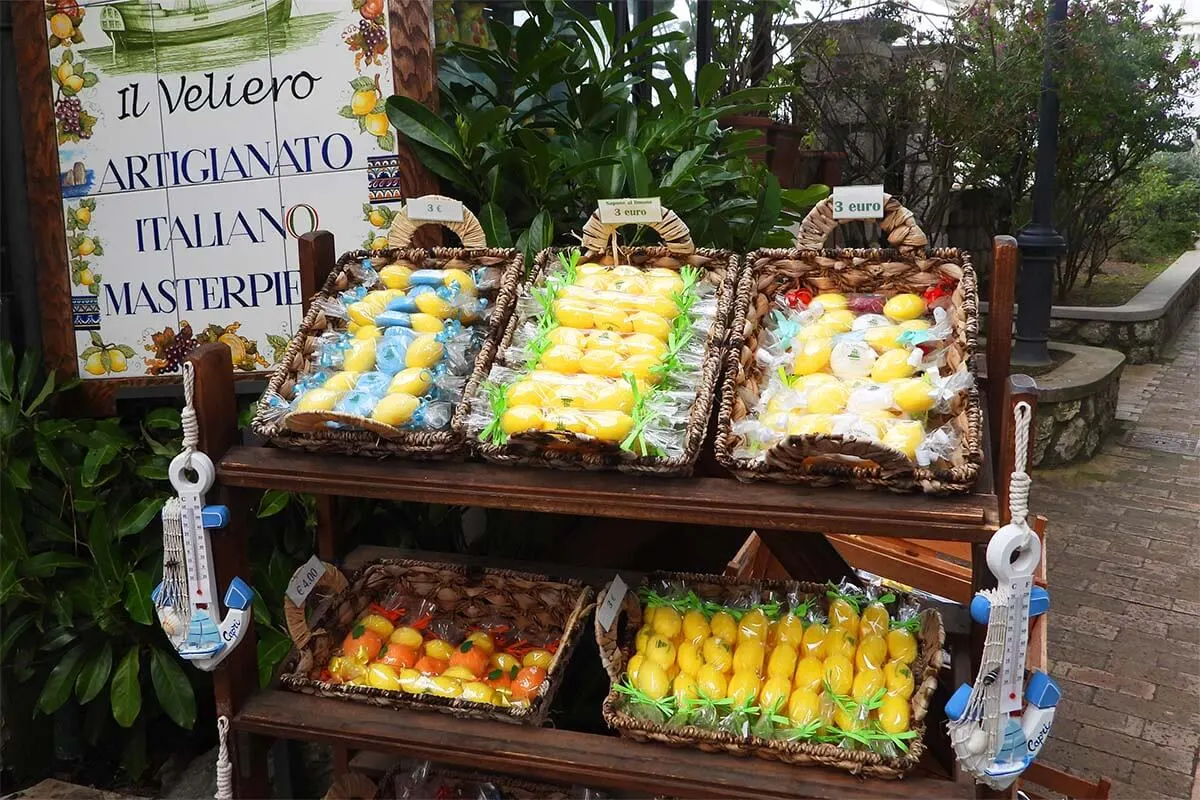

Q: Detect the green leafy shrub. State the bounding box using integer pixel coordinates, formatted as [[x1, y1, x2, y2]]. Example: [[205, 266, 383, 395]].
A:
[[387, 5, 826, 259], [1113, 149, 1200, 266]]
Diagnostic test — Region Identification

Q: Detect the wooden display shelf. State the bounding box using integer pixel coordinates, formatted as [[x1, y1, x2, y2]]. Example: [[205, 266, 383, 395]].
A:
[[187, 234, 1038, 799], [218, 445, 999, 542], [232, 689, 967, 800]]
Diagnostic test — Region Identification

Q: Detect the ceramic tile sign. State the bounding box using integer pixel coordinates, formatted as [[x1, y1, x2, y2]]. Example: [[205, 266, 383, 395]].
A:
[[44, 0, 401, 380]]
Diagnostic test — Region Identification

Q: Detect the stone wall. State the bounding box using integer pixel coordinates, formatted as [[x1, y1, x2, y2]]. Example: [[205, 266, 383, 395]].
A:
[[1047, 269, 1200, 362], [1033, 376, 1120, 467]]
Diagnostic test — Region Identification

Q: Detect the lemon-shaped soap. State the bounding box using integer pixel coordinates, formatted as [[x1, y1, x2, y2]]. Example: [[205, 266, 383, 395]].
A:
[[792, 373, 839, 393], [585, 410, 635, 441], [864, 325, 905, 353], [294, 387, 341, 412], [506, 380, 552, 407], [580, 349, 623, 378], [388, 367, 433, 396], [813, 292, 848, 310], [821, 309, 857, 333], [414, 292, 454, 319], [405, 335, 444, 369], [884, 293, 926, 322], [883, 420, 924, 459], [442, 268, 475, 294], [346, 302, 376, 327], [795, 322, 838, 342], [500, 405, 545, 435], [355, 324, 382, 340], [540, 344, 584, 374], [892, 377, 935, 414], [631, 311, 671, 341], [343, 339, 377, 373], [791, 339, 832, 376], [877, 693, 911, 734], [379, 265, 412, 289], [553, 299, 594, 329], [592, 306, 634, 333], [871, 349, 916, 382], [371, 393, 419, 426], [786, 412, 834, 436], [323, 371, 361, 393], [548, 327, 587, 349], [830, 340, 877, 380], [806, 382, 848, 415], [409, 313, 445, 334]]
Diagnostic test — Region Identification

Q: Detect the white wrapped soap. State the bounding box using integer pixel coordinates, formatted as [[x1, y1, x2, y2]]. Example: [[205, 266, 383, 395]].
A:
[[830, 340, 877, 380]]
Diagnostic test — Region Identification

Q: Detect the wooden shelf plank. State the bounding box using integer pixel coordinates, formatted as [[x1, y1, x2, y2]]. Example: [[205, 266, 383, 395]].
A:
[[232, 689, 969, 799], [218, 446, 999, 541]]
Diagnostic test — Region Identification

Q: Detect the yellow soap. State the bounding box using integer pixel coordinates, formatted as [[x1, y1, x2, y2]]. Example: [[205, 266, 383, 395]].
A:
[[405, 335, 444, 369], [371, 393, 419, 426], [342, 338, 377, 372], [791, 339, 832, 376], [388, 367, 433, 396], [871, 349, 916, 382], [892, 378, 935, 414], [883, 420, 925, 459], [883, 293, 926, 322], [294, 387, 341, 412]]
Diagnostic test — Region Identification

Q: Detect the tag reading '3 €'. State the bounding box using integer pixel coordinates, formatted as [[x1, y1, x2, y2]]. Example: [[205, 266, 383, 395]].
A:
[[407, 196, 465, 223]]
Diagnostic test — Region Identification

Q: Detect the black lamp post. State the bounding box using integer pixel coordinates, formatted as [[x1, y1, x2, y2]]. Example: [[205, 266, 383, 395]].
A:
[[1013, 0, 1068, 367]]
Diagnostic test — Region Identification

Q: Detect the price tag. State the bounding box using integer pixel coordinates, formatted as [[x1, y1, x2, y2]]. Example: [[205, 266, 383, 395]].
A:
[[596, 574, 629, 632], [285, 554, 325, 606], [598, 197, 662, 225], [407, 196, 464, 223], [831, 184, 886, 220]]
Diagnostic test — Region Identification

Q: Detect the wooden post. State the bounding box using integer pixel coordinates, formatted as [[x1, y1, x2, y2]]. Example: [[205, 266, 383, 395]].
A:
[[186, 343, 270, 797], [387, 0, 441, 247], [987, 236, 1020, 467]]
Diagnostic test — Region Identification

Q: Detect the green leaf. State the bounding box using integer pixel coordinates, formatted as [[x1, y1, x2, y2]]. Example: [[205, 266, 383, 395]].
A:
[[621, 148, 652, 198], [663, 145, 708, 188], [744, 173, 783, 250], [134, 460, 169, 481], [62, 50, 74, 64], [697, 63, 726, 106], [24, 372, 56, 415], [76, 642, 113, 704], [24, 552, 89, 577], [528, 209, 554, 254], [0, 614, 33, 662], [115, 344, 136, 358], [124, 571, 154, 626], [257, 628, 291, 688], [478, 202, 513, 248], [88, 509, 121, 594], [82, 444, 119, 486], [349, 76, 375, 91], [338, 105, 356, 119], [150, 647, 196, 729], [377, 132, 395, 152], [110, 646, 142, 728], [0, 341, 14, 398], [82, 72, 98, 87], [257, 490, 290, 518], [145, 407, 181, 429], [8, 458, 32, 490], [38, 644, 87, 714], [117, 498, 164, 538], [385, 95, 463, 158]]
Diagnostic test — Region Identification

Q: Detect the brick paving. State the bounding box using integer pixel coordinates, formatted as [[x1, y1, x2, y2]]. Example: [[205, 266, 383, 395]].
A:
[[1031, 307, 1200, 799]]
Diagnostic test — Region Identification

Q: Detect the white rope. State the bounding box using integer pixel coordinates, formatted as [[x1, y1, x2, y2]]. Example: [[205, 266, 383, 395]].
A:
[[181, 361, 200, 456], [214, 715, 233, 800], [1009, 401, 1033, 530]]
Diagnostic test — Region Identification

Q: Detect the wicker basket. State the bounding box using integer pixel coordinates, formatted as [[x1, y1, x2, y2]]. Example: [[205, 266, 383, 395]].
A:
[[715, 194, 982, 493], [468, 207, 740, 476], [251, 198, 523, 458], [595, 571, 945, 779], [278, 558, 594, 726]]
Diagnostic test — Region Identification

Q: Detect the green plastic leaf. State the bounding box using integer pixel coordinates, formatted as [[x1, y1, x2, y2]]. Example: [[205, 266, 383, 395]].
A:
[[110, 646, 142, 728], [257, 489, 290, 518], [124, 571, 154, 626], [117, 498, 164, 538], [38, 644, 87, 714], [385, 95, 463, 158], [76, 642, 113, 704], [150, 647, 196, 729], [479, 202, 513, 248]]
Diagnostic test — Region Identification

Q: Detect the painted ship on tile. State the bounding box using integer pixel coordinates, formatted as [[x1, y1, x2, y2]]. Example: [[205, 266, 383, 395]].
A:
[[98, 0, 293, 50]]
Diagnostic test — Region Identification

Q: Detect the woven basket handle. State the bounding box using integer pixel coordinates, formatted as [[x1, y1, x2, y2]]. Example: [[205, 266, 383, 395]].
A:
[[387, 195, 488, 248], [283, 561, 349, 650], [580, 206, 695, 256], [765, 434, 916, 481], [322, 772, 379, 800], [795, 193, 928, 254]]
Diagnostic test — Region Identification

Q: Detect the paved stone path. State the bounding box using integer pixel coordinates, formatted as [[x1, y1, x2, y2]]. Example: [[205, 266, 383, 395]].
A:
[[1032, 307, 1199, 799]]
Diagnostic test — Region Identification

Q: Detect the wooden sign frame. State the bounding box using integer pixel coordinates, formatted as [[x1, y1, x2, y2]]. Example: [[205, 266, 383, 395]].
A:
[[12, 0, 438, 415]]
